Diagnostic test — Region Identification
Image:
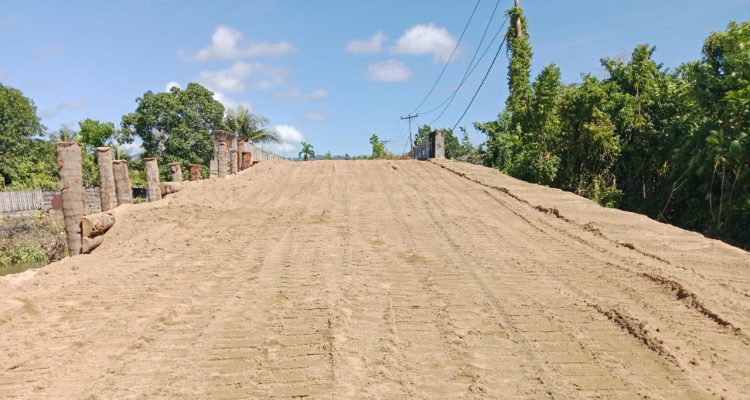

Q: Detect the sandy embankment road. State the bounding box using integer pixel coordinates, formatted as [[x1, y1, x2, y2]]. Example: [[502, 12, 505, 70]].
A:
[[1, 159, 749, 399]]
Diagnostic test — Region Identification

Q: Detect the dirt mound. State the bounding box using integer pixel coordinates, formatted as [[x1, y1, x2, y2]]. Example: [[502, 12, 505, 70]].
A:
[[1, 160, 748, 398]]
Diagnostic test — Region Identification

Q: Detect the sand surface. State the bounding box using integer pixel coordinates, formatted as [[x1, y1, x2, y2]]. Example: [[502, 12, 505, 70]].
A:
[[1, 159, 749, 399]]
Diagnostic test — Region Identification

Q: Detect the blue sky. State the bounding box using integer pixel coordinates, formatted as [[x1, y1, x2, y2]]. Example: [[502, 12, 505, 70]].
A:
[[1, 0, 747, 156]]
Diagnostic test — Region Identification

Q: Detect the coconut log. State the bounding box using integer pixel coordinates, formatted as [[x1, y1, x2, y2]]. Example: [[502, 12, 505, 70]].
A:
[[56, 142, 85, 256], [242, 151, 253, 170], [168, 162, 182, 182], [112, 160, 133, 205], [82, 235, 105, 254], [144, 157, 162, 202], [160, 181, 183, 196], [96, 147, 117, 211], [230, 150, 238, 174], [217, 141, 228, 178], [236, 139, 245, 170], [82, 211, 115, 238], [189, 164, 203, 181]]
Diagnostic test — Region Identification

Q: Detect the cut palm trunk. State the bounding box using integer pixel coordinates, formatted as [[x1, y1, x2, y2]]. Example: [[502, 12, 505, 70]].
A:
[[144, 157, 162, 202], [230, 150, 238, 174], [242, 151, 253, 170], [169, 162, 182, 182], [113, 160, 133, 205], [82, 235, 105, 254], [82, 212, 115, 238], [236, 139, 245, 170], [56, 141, 85, 256], [217, 141, 228, 178], [160, 182, 182, 196], [96, 147, 117, 211], [189, 164, 203, 181]]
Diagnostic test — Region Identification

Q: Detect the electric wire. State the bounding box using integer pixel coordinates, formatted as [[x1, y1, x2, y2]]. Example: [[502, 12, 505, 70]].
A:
[[429, 14, 509, 125], [410, 0, 481, 114], [420, 0, 504, 117], [451, 34, 508, 131]]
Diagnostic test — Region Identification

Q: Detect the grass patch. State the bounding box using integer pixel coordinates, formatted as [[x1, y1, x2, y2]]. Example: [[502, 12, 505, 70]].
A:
[[0, 213, 67, 271]]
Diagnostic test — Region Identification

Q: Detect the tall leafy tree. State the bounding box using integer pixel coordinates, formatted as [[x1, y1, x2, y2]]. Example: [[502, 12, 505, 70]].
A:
[[0, 83, 57, 189], [120, 83, 224, 169], [78, 119, 116, 149], [667, 21, 750, 243]]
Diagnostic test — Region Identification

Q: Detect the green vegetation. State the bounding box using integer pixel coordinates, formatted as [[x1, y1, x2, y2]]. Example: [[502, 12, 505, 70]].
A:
[[0, 213, 66, 270], [369, 134, 390, 159], [223, 106, 278, 145], [476, 6, 750, 248], [121, 83, 225, 179], [299, 142, 315, 161]]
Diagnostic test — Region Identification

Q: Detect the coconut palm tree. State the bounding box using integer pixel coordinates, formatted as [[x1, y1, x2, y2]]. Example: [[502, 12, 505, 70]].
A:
[[299, 142, 315, 161], [223, 106, 278, 144]]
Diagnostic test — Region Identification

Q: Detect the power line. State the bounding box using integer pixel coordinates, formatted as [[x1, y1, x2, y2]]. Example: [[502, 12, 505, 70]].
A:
[[421, 0, 505, 117], [429, 15, 509, 126], [400, 113, 419, 156], [451, 34, 508, 131], [410, 0, 481, 114]]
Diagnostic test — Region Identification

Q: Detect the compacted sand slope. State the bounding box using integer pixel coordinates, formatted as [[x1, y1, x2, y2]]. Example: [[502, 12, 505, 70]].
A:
[[1, 160, 749, 399]]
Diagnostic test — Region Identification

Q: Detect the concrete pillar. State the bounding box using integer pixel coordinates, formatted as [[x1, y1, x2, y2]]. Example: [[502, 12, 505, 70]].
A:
[[217, 140, 228, 178], [168, 162, 182, 182], [189, 164, 203, 181], [432, 129, 445, 159], [96, 147, 117, 211], [56, 142, 85, 256], [144, 157, 162, 202], [112, 160, 133, 205]]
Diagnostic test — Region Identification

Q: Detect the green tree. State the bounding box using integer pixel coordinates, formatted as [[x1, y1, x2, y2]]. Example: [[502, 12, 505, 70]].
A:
[[78, 119, 116, 149], [369, 134, 388, 159], [0, 84, 55, 189], [667, 21, 750, 244], [223, 106, 278, 144], [299, 142, 315, 161], [505, 5, 532, 129], [120, 83, 224, 172]]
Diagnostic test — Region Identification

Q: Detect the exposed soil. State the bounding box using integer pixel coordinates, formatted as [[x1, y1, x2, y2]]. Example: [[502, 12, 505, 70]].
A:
[[1, 160, 748, 398]]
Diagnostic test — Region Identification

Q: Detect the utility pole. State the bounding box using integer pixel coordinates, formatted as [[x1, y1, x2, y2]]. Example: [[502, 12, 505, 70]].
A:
[[514, 0, 522, 38], [401, 113, 418, 157]]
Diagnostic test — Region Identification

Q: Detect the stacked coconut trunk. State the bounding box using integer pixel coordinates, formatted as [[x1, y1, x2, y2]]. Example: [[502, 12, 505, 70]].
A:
[[56, 143, 199, 257]]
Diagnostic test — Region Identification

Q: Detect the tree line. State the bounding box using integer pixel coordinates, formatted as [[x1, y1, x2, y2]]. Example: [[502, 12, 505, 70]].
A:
[[0, 82, 278, 190], [471, 10, 748, 248]]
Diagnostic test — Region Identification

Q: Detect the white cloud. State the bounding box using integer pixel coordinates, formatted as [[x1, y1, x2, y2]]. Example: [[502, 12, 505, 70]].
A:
[[184, 25, 297, 62], [165, 81, 181, 91], [301, 112, 329, 123], [392, 23, 458, 63], [40, 98, 90, 119], [366, 60, 412, 82], [212, 90, 251, 112], [278, 88, 329, 102], [267, 125, 306, 154], [198, 61, 288, 93], [345, 31, 386, 54]]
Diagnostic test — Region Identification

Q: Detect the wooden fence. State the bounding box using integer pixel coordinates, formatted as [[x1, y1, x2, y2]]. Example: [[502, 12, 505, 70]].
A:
[[0, 190, 43, 213], [0, 188, 102, 214]]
